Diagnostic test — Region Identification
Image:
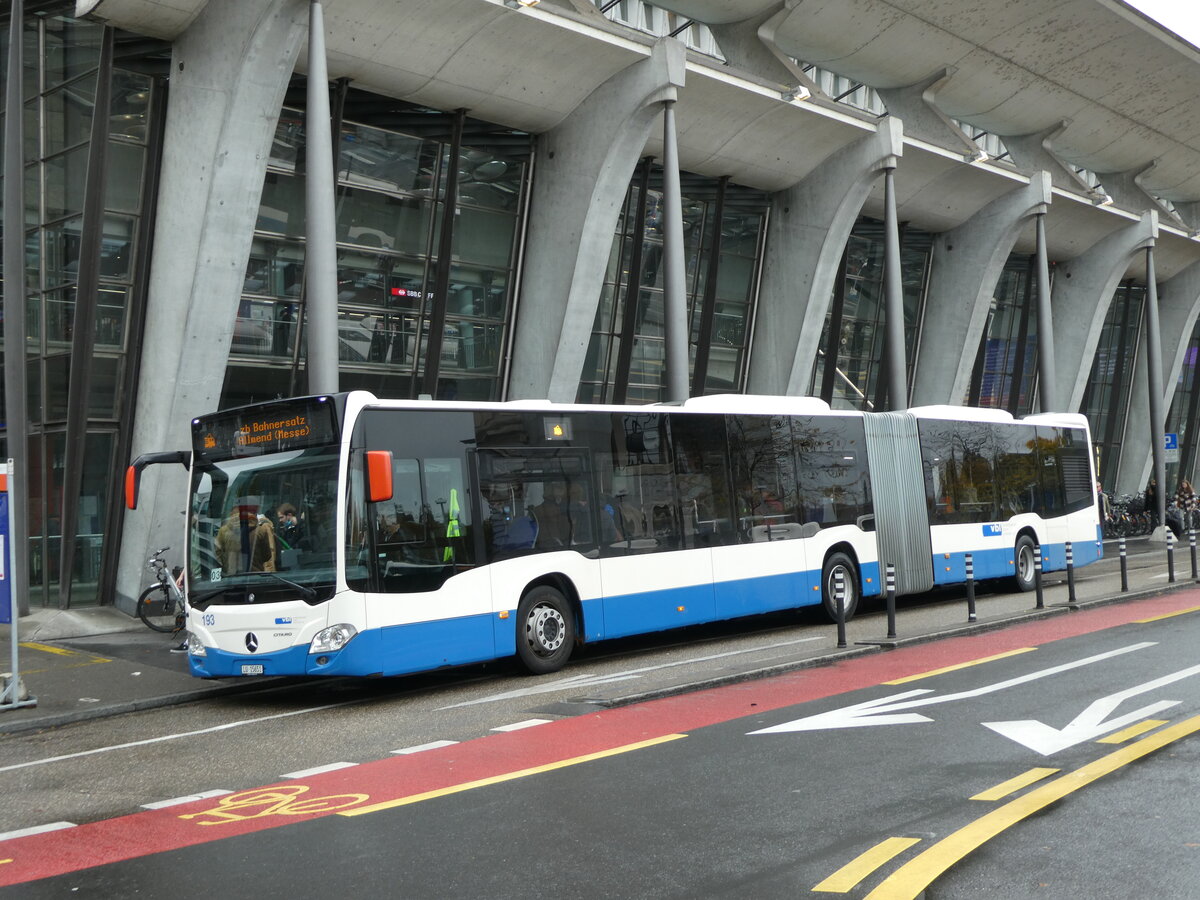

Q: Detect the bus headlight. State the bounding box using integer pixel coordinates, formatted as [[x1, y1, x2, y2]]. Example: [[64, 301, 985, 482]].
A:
[[310, 623, 358, 654], [187, 633, 207, 657]]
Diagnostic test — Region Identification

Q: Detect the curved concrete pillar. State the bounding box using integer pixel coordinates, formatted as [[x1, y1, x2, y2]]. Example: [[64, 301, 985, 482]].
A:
[[911, 174, 1051, 406], [116, 0, 309, 611], [1117, 259, 1200, 493], [1052, 212, 1157, 413], [508, 39, 686, 402], [747, 116, 903, 396]]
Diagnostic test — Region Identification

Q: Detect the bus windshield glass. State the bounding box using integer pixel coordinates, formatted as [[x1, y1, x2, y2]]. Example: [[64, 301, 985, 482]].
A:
[[188, 398, 341, 602]]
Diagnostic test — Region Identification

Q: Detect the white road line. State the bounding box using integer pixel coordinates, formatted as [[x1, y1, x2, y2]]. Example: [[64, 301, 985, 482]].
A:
[[282, 762, 358, 779], [491, 718, 552, 732], [391, 740, 459, 755], [0, 699, 363, 775], [0, 822, 76, 842], [141, 789, 233, 810]]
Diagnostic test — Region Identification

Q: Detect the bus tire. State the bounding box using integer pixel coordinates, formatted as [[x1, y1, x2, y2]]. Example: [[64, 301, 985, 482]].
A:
[[821, 552, 859, 622], [1013, 535, 1037, 592], [516, 585, 575, 675]]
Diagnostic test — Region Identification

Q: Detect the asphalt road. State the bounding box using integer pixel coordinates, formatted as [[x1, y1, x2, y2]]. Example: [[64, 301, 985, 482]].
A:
[[3, 581, 1200, 897]]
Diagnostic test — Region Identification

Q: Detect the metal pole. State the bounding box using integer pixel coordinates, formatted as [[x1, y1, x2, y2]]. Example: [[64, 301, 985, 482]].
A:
[[1034, 544, 1044, 609], [834, 570, 847, 649], [661, 100, 689, 404], [1066, 540, 1078, 608], [1145, 246, 1167, 534], [885, 563, 897, 639], [1167, 530, 1176, 583], [304, 0, 340, 395], [3, 0, 30, 619], [1034, 213, 1057, 412], [1191, 529, 1197, 581], [965, 552, 976, 622], [1119, 536, 1128, 593], [883, 166, 908, 410], [3, 461, 36, 710]]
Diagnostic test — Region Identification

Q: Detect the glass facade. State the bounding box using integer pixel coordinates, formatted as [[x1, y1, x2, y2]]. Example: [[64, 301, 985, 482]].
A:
[[578, 165, 768, 404], [1, 14, 164, 607], [966, 255, 1040, 415], [810, 217, 931, 410], [1081, 282, 1145, 490], [1165, 321, 1200, 489], [225, 100, 532, 408]]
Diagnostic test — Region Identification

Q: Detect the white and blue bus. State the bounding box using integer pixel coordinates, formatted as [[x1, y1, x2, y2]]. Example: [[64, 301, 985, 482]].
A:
[[126, 393, 1101, 678]]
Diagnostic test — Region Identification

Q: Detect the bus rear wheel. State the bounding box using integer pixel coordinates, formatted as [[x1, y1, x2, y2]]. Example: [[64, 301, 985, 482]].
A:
[[1013, 535, 1037, 592], [516, 585, 575, 675], [821, 552, 859, 622]]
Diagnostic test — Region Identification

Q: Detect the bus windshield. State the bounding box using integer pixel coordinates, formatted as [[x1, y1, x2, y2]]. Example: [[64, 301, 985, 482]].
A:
[[188, 446, 340, 600]]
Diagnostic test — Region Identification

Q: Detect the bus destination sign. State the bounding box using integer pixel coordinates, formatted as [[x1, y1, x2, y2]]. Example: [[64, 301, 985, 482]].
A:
[[194, 398, 338, 459]]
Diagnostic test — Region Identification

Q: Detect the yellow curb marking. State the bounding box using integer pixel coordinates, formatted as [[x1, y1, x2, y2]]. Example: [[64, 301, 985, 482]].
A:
[[884, 648, 1035, 685], [1135, 604, 1200, 623], [1096, 718, 1168, 744], [969, 767, 1058, 801], [812, 837, 921, 893], [339, 734, 688, 817]]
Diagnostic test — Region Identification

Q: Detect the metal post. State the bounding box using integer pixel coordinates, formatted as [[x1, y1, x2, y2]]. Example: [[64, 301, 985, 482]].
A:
[[1145, 246, 1167, 533], [835, 570, 847, 649], [885, 563, 897, 640], [304, 0, 340, 395], [1191, 529, 1198, 581], [1119, 536, 1128, 593], [1034, 544, 1044, 609], [1034, 213, 1057, 412], [3, 0, 30, 619], [1167, 530, 1176, 583], [2, 461, 36, 710], [883, 166, 908, 410], [1066, 540, 1078, 607], [661, 100, 689, 404], [965, 552, 976, 622]]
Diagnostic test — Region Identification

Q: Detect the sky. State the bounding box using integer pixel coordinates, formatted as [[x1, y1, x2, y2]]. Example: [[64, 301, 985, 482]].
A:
[[1125, 1, 1200, 46]]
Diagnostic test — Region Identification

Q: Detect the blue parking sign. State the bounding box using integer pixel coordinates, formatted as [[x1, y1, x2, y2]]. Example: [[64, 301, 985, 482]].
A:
[[1165, 433, 1179, 451]]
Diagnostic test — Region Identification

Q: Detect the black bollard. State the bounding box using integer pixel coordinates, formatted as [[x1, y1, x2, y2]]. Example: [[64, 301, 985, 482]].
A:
[[835, 569, 847, 649], [886, 563, 897, 640], [1119, 536, 1128, 593], [1191, 529, 1197, 581], [1066, 540, 1078, 608], [1034, 544, 1044, 609], [965, 552, 976, 622], [1168, 531, 1176, 584]]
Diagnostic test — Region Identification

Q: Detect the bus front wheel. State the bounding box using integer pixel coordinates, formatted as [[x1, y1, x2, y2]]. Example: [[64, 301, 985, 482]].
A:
[[516, 585, 575, 675], [1013, 535, 1037, 592], [821, 553, 860, 622]]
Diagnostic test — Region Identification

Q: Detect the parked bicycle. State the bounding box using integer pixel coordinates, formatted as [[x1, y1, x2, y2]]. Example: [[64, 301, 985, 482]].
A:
[[138, 546, 187, 634]]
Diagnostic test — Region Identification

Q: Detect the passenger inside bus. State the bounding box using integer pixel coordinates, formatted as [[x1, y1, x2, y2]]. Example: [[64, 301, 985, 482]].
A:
[[214, 500, 278, 574]]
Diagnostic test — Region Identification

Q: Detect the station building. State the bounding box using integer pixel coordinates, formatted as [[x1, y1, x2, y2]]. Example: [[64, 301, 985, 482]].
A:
[[2, 0, 1200, 612]]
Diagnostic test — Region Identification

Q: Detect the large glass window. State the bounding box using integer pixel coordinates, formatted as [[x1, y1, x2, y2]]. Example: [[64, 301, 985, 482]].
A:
[[1080, 282, 1144, 489], [968, 256, 1039, 414]]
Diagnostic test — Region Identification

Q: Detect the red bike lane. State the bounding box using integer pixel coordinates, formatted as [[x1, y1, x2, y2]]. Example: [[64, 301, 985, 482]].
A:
[[4, 590, 1199, 887]]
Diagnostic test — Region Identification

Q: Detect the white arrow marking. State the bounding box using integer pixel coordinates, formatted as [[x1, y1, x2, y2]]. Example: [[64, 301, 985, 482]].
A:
[[983, 662, 1200, 755], [749, 642, 1156, 734]]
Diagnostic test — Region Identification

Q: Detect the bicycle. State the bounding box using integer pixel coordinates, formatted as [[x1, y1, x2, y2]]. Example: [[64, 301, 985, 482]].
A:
[[137, 546, 187, 634]]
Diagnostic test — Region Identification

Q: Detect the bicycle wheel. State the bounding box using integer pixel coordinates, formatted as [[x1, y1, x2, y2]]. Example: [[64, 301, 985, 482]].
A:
[[137, 584, 183, 633]]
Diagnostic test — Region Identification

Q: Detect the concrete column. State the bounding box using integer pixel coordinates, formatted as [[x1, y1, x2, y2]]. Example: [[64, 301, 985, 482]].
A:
[[874, 68, 982, 160], [1116, 259, 1200, 493], [509, 39, 686, 402], [115, 0, 309, 612], [1034, 212, 1057, 411], [882, 166, 907, 409], [911, 174, 1050, 406], [1050, 212, 1157, 412], [747, 117, 903, 396], [660, 100, 689, 403], [1144, 248, 1167, 531]]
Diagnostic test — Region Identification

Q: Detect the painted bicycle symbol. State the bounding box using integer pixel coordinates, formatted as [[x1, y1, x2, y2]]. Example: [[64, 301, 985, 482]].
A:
[[179, 784, 369, 826]]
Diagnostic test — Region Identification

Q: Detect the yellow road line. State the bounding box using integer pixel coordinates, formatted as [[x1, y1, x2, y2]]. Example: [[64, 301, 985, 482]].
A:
[[812, 837, 921, 893], [339, 734, 688, 817], [969, 767, 1059, 802], [1096, 719, 1167, 744], [18, 642, 110, 664], [864, 714, 1200, 899], [1135, 604, 1200, 623], [884, 648, 1035, 685]]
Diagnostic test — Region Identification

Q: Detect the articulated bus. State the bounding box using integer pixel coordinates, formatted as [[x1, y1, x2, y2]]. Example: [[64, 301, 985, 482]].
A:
[[126, 392, 1101, 678]]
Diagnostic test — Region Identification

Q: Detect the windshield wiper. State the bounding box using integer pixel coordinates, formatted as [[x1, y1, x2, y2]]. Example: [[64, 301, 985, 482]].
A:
[[258, 571, 317, 601]]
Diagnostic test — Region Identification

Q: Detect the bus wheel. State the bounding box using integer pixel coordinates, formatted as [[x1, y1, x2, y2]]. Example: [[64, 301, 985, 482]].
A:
[[516, 585, 575, 675], [821, 553, 859, 622], [1013, 535, 1037, 592]]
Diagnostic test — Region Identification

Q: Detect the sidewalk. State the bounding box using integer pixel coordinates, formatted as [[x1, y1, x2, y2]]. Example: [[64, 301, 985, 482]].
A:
[[0, 537, 1193, 735]]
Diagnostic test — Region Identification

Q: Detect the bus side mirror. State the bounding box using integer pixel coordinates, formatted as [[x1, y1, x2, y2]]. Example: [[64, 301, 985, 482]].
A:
[[125, 465, 139, 509], [366, 450, 393, 503], [125, 450, 191, 509]]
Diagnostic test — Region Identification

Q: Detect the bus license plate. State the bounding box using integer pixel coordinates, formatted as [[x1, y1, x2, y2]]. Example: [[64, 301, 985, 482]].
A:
[[241, 664, 264, 675]]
